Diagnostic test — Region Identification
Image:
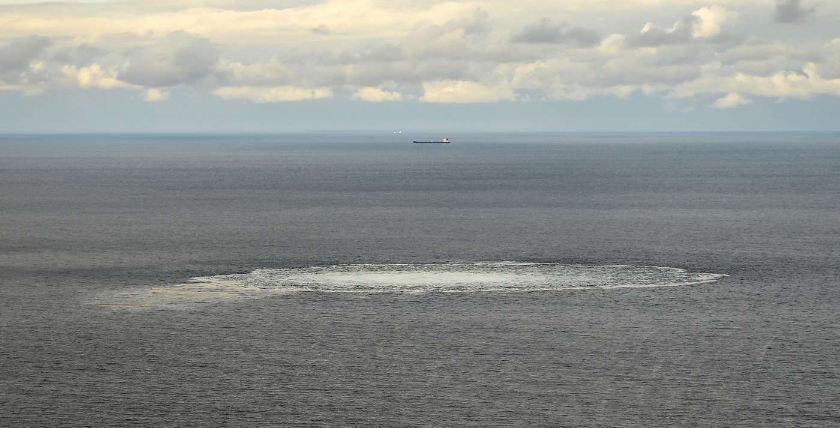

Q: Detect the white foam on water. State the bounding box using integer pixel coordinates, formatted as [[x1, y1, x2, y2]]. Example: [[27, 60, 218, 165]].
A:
[[90, 262, 727, 309]]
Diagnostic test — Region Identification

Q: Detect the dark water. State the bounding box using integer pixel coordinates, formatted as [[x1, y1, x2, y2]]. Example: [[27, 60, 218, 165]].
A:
[[1, 133, 839, 427]]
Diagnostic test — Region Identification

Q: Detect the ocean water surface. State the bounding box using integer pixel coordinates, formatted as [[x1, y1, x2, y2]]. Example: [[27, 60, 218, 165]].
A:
[[1, 133, 838, 426]]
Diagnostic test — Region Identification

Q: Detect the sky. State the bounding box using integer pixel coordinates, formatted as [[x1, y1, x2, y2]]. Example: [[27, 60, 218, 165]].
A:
[[0, 0, 839, 132]]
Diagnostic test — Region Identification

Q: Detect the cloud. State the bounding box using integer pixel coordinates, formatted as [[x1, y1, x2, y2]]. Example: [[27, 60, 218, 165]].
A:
[[731, 64, 840, 99], [352, 87, 405, 102], [119, 32, 219, 88], [0, 36, 50, 72], [0, 0, 481, 41], [421, 80, 514, 103], [691, 5, 737, 38], [2, 0, 840, 110], [143, 88, 169, 102], [815, 39, 840, 79], [511, 18, 602, 47], [711, 92, 752, 108], [402, 8, 491, 60], [51, 44, 107, 66], [629, 6, 737, 47], [213, 85, 333, 102], [673, 62, 840, 101], [775, 0, 816, 24], [62, 64, 130, 89], [632, 17, 697, 47], [310, 25, 332, 35], [216, 59, 292, 86], [507, 44, 705, 100]]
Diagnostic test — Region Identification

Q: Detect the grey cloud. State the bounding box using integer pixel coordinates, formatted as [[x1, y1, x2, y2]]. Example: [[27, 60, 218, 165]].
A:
[[275, 35, 531, 89], [250, 8, 716, 93], [224, 8, 507, 87], [470, 45, 540, 63], [403, 14, 483, 60], [731, 58, 802, 76], [598, 63, 702, 87], [119, 32, 219, 88], [704, 32, 747, 47], [299, 64, 348, 87], [214, 59, 293, 87], [398, 10, 539, 64], [456, 8, 491, 38], [7, 2, 836, 106], [310, 25, 332, 35], [516, 52, 704, 93], [360, 44, 404, 63], [343, 62, 420, 86], [775, 0, 816, 23], [0, 36, 51, 72], [511, 18, 602, 47], [816, 62, 840, 79], [415, 60, 491, 84], [300, 58, 479, 88], [816, 44, 840, 79], [721, 38, 824, 64], [52, 44, 107, 65], [327, 44, 405, 65], [719, 40, 789, 62], [279, 45, 493, 88], [646, 45, 712, 67]]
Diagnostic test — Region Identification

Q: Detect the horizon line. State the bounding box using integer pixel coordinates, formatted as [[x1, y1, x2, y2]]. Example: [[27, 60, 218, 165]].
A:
[[2, 130, 840, 136]]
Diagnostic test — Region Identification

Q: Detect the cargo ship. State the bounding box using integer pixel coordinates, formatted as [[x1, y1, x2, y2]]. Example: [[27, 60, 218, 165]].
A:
[[413, 138, 450, 144]]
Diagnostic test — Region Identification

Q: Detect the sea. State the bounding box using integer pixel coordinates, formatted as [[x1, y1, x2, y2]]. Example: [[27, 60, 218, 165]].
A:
[[1, 133, 838, 427]]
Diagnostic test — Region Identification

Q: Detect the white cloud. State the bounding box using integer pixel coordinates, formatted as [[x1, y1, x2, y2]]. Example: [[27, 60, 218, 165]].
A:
[[598, 34, 626, 55], [352, 87, 405, 102], [690, 5, 737, 38], [213, 85, 333, 102], [143, 88, 169, 102], [61, 64, 130, 89], [711, 92, 752, 108], [421, 80, 515, 103], [675, 62, 840, 101], [732, 64, 840, 99], [631, 5, 737, 46]]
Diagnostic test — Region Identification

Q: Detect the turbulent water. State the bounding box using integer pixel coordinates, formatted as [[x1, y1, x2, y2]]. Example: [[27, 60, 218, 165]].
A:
[[2, 133, 839, 427], [92, 263, 727, 309]]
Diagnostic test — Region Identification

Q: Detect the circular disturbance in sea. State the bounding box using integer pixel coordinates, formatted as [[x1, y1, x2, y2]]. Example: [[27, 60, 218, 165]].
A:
[[90, 262, 726, 309]]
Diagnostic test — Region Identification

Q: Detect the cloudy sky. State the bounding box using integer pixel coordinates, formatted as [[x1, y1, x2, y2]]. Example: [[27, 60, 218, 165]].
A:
[[1, 0, 838, 132]]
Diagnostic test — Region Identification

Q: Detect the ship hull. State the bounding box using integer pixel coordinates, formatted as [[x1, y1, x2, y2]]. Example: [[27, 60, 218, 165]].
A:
[[413, 141, 450, 144]]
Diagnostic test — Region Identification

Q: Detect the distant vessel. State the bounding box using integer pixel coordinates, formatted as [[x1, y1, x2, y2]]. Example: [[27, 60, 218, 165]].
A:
[[413, 138, 450, 144]]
